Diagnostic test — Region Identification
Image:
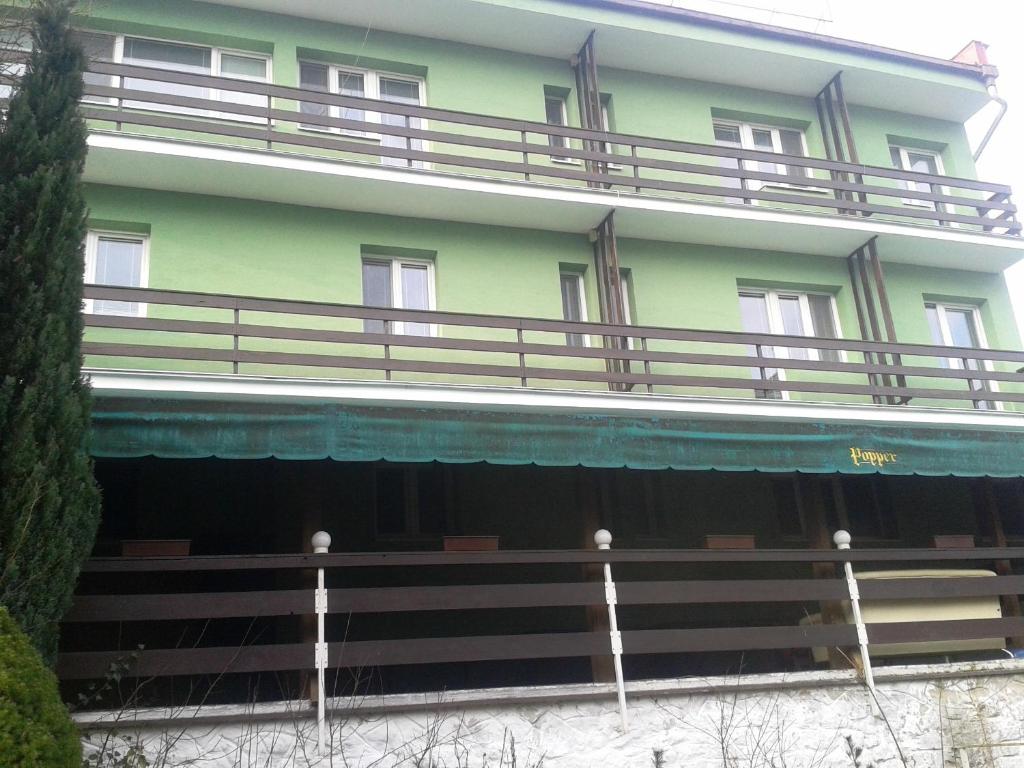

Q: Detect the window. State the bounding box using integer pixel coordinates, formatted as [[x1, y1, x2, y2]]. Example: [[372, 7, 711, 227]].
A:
[[361, 255, 435, 336], [739, 289, 842, 399], [559, 270, 587, 347], [299, 62, 424, 168], [544, 92, 571, 161], [0, 30, 29, 102], [73, 31, 269, 118], [597, 94, 622, 168], [925, 302, 996, 409], [889, 145, 945, 210], [713, 121, 811, 190], [374, 463, 448, 538], [84, 232, 149, 316]]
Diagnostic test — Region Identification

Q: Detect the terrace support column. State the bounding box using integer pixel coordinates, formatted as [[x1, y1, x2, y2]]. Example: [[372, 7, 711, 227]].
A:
[[592, 211, 629, 391], [979, 479, 1024, 647], [578, 467, 616, 683], [814, 72, 866, 214], [571, 30, 608, 186], [847, 238, 905, 405], [799, 476, 854, 670]]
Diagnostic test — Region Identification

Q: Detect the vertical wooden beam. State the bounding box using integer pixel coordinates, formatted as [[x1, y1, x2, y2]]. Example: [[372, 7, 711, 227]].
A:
[[592, 212, 629, 390], [831, 72, 868, 210], [865, 238, 906, 393], [799, 476, 852, 670], [854, 248, 894, 401], [846, 251, 881, 403], [577, 467, 615, 683], [572, 31, 606, 188], [979, 479, 1024, 647]]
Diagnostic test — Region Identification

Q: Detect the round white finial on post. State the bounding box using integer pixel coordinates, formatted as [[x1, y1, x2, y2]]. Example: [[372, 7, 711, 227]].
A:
[[833, 530, 851, 550], [594, 529, 613, 550], [311, 531, 332, 554]]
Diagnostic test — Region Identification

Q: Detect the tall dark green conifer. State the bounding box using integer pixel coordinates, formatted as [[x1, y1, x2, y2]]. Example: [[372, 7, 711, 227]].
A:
[[0, 0, 100, 660]]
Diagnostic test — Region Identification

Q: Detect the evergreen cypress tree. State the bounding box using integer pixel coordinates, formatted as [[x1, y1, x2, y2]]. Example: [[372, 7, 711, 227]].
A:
[[0, 0, 100, 661]]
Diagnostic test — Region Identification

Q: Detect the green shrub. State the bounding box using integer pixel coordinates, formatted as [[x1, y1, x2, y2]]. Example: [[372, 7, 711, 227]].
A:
[[0, 605, 81, 767]]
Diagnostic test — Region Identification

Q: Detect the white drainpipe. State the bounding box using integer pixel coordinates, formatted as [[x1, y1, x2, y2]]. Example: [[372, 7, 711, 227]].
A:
[[973, 77, 1008, 162]]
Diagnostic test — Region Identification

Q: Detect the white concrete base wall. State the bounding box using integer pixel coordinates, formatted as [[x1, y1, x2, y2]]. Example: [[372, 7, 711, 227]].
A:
[[78, 661, 1024, 767]]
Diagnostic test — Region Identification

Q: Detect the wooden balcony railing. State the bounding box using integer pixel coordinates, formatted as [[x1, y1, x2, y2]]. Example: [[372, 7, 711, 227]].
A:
[[60, 536, 1024, 713], [75, 61, 1020, 235], [82, 285, 1024, 409]]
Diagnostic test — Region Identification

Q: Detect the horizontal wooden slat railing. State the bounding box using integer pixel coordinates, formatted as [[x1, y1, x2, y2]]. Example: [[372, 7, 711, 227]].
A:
[[82, 284, 1024, 408], [73, 61, 1020, 235], [58, 538, 1024, 695]]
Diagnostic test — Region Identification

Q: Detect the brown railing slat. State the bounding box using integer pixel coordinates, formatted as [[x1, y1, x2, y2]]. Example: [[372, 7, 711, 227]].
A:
[[64, 590, 309, 622], [77, 547, 1024, 573], [328, 582, 604, 613], [857, 574, 1024, 600], [621, 624, 859, 653], [866, 617, 1024, 644], [56, 642, 311, 680], [616, 579, 849, 604]]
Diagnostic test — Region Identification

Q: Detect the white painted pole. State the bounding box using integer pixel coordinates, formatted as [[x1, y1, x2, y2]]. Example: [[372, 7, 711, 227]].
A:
[[594, 529, 628, 731], [311, 530, 332, 755], [834, 530, 880, 716]]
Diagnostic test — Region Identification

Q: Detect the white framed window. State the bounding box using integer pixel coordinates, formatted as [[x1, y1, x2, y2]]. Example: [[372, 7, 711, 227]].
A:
[[597, 95, 623, 170], [83, 232, 150, 317], [544, 92, 575, 163], [73, 30, 270, 119], [713, 121, 812, 190], [738, 289, 843, 399], [925, 302, 997, 410], [559, 270, 588, 347], [361, 255, 435, 336], [298, 61, 425, 168], [617, 268, 634, 349], [0, 29, 30, 102], [889, 145, 946, 211]]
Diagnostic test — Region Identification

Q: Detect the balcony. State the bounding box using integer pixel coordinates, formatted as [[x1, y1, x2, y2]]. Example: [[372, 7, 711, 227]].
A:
[[61, 536, 1024, 714], [78, 63, 1024, 270], [83, 284, 1024, 413]]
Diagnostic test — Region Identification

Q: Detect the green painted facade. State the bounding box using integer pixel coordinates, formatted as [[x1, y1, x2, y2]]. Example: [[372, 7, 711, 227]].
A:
[[64, 0, 1022, 410]]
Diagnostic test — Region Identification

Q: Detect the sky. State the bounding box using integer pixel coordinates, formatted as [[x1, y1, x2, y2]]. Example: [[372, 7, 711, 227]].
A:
[[652, 0, 1024, 342]]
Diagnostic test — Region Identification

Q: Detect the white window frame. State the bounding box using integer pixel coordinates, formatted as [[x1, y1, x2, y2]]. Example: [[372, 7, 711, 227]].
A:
[[889, 145, 949, 211], [297, 61, 425, 140], [545, 93, 578, 165], [739, 288, 844, 400], [713, 120, 814, 190], [362, 255, 437, 337], [926, 301, 999, 409], [598, 97, 623, 171], [559, 270, 590, 347], [79, 31, 271, 121], [83, 231, 150, 317]]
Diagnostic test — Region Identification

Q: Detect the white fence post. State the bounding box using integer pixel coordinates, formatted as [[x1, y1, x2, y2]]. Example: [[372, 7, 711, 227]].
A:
[[312, 531, 331, 755], [594, 529, 628, 731], [834, 529, 880, 715]]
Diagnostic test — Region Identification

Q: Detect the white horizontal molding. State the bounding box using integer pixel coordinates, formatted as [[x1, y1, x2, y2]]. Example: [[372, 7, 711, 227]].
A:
[[86, 369, 1024, 431]]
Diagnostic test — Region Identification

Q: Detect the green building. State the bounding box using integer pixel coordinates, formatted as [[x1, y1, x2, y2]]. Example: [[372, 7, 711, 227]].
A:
[[33, 0, 1024, 724]]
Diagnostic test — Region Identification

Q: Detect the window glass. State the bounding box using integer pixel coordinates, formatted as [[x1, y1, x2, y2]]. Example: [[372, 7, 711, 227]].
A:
[[560, 272, 585, 347], [925, 304, 944, 345], [713, 123, 742, 146], [220, 53, 265, 79], [906, 151, 939, 176], [400, 264, 430, 336], [338, 70, 365, 123], [93, 237, 144, 315], [74, 31, 116, 102], [751, 128, 775, 174], [379, 77, 422, 168], [545, 95, 569, 152], [123, 37, 212, 110], [713, 123, 744, 196], [777, 295, 807, 359], [807, 293, 840, 363], [778, 129, 805, 179], [299, 62, 329, 125], [362, 260, 392, 334], [738, 292, 781, 399], [944, 308, 980, 349]]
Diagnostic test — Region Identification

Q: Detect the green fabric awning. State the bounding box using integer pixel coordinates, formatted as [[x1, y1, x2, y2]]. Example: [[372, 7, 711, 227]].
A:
[[89, 398, 1024, 477]]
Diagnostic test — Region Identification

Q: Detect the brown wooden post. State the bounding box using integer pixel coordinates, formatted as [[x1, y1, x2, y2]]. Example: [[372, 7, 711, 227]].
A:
[[799, 476, 854, 669], [865, 238, 907, 394], [572, 30, 606, 187], [592, 211, 628, 390], [577, 467, 615, 683], [979, 478, 1024, 647]]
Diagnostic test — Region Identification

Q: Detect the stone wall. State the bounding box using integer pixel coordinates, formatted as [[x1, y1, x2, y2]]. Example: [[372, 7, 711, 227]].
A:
[[77, 661, 1024, 767]]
